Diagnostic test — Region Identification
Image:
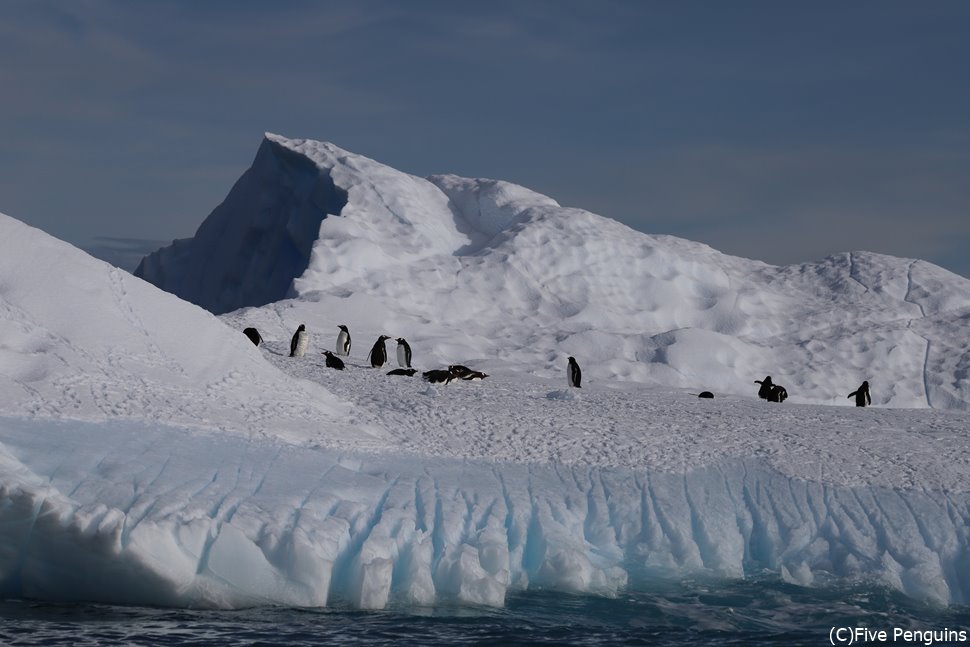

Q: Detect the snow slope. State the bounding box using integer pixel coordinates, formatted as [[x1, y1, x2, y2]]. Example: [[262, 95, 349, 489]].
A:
[[137, 134, 970, 410], [0, 213, 384, 448]]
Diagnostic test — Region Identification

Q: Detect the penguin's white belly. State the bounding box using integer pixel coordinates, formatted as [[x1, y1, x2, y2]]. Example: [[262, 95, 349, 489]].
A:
[[293, 331, 309, 357]]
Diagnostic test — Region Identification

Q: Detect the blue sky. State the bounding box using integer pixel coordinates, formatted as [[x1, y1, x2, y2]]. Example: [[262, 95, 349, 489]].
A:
[[2, 0, 969, 277]]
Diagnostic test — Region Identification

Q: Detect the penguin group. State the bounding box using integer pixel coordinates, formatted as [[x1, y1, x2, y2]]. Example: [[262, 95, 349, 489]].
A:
[[748, 376, 875, 407], [754, 376, 788, 403], [241, 325, 874, 408], [242, 322, 491, 385]]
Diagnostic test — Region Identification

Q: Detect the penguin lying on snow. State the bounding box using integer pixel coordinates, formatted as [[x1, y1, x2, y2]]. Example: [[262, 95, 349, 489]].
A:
[[422, 365, 489, 384], [448, 365, 488, 381], [692, 391, 714, 399], [243, 327, 262, 346], [767, 385, 788, 402], [423, 368, 456, 384], [387, 368, 417, 377], [321, 350, 345, 370]]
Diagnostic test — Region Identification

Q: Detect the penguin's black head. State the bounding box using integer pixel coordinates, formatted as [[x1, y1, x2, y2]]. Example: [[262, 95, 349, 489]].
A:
[[862, 380, 869, 388], [297, 324, 306, 332], [568, 356, 576, 363], [338, 325, 348, 332], [396, 337, 405, 343], [380, 335, 391, 341]]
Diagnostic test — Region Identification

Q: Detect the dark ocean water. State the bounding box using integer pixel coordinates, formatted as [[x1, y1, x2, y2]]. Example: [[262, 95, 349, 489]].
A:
[[3, 578, 970, 646]]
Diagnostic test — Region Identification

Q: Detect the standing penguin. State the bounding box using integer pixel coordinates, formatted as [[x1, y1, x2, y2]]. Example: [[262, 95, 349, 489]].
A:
[[396, 337, 412, 368], [848, 381, 871, 407], [567, 356, 582, 388], [290, 324, 309, 358], [754, 376, 774, 400], [336, 325, 351, 356], [368, 335, 391, 368]]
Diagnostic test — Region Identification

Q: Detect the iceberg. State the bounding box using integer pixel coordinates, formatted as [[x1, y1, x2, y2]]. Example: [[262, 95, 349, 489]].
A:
[[139, 134, 970, 409], [3, 134, 970, 609]]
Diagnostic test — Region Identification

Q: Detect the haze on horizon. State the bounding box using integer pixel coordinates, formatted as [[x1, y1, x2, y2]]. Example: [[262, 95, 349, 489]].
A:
[[1, 0, 968, 278]]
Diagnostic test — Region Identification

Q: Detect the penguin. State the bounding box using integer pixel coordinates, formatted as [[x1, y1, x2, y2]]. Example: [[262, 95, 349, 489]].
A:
[[368, 335, 391, 368], [423, 368, 455, 384], [445, 365, 488, 381], [768, 385, 788, 403], [290, 324, 308, 358], [387, 368, 417, 376], [336, 325, 351, 356], [243, 327, 262, 347], [754, 376, 774, 400], [448, 365, 474, 379], [322, 350, 345, 370], [696, 391, 715, 399], [396, 337, 412, 368], [848, 381, 871, 407], [567, 357, 582, 388]]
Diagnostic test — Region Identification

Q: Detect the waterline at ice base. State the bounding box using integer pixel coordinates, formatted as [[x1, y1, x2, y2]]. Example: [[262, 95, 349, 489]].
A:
[[2, 133, 970, 610]]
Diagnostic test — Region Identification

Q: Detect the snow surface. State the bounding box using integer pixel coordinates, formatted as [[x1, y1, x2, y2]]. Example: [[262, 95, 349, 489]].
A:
[[3, 134, 970, 610], [0, 214, 385, 449], [138, 134, 970, 410]]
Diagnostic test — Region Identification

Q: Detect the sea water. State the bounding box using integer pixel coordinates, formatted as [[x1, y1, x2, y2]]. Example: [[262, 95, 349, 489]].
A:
[[3, 578, 970, 646]]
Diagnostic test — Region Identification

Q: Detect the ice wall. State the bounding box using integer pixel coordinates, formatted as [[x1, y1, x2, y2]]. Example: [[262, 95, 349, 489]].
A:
[[2, 418, 967, 609], [135, 136, 350, 314]]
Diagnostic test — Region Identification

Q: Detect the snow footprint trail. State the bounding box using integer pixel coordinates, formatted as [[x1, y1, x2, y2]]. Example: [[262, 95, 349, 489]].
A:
[[262, 346, 970, 491], [2, 415, 970, 608]]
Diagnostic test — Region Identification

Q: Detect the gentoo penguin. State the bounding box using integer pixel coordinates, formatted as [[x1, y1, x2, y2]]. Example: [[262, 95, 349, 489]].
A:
[[290, 324, 308, 358], [396, 337, 412, 368], [336, 325, 351, 356], [243, 327, 262, 347], [848, 381, 871, 407], [567, 357, 582, 388], [368, 335, 391, 368], [448, 365, 474, 379], [446, 365, 488, 381], [768, 385, 788, 403], [754, 376, 774, 400], [387, 368, 417, 377], [423, 368, 455, 384], [322, 350, 345, 370]]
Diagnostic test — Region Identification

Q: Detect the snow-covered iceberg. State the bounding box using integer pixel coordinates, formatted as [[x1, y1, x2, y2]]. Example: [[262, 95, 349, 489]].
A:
[[3, 133, 970, 610], [137, 134, 970, 409]]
